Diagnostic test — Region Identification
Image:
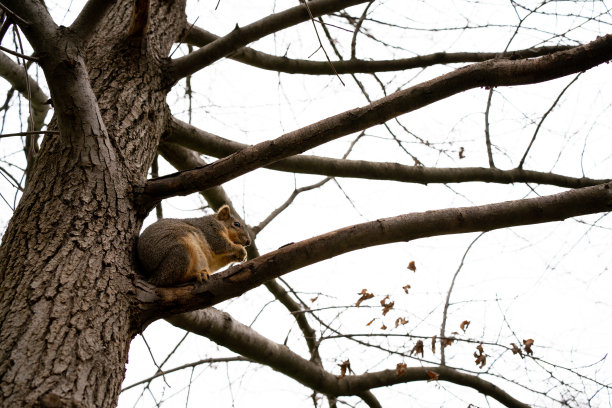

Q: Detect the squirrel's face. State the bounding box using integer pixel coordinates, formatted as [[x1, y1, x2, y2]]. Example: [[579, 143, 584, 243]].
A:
[[215, 204, 251, 248], [227, 218, 251, 248]]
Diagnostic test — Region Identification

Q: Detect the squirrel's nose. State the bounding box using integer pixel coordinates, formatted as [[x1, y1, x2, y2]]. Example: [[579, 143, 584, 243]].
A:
[[245, 239, 251, 247]]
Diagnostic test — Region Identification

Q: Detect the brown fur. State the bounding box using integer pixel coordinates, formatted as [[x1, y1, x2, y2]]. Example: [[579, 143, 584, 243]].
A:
[[137, 205, 250, 286]]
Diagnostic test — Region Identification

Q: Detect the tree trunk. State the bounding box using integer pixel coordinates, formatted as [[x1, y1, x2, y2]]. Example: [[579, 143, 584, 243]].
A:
[[0, 1, 185, 406]]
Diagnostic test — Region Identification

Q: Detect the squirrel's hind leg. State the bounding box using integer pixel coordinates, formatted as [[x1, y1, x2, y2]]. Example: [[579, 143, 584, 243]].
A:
[[180, 232, 211, 284]]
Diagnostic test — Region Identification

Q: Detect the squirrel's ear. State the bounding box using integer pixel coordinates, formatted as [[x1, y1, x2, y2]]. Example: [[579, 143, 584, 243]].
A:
[[216, 205, 231, 221]]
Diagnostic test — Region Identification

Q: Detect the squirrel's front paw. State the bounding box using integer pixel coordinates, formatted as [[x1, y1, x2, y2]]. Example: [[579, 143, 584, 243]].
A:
[[196, 268, 211, 284], [233, 247, 247, 261]]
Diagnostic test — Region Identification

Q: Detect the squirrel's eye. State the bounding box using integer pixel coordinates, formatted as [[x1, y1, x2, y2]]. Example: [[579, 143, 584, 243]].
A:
[[233, 221, 241, 227]]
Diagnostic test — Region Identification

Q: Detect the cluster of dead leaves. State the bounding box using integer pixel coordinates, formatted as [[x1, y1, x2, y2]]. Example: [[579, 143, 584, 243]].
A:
[[474, 344, 487, 368], [354, 260, 417, 329], [511, 339, 535, 358]]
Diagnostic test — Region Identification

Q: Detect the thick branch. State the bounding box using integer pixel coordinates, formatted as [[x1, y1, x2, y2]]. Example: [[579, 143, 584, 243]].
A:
[[70, 0, 118, 43], [185, 25, 574, 75], [1, 1, 57, 52], [136, 182, 612, 324], [168, 0, 370, 82], [167, 308, 529, 408], [164, 118, 608, 188], [142, 35, 612, 204], [0, 51, 49, 130], [153, 35, 612, 201]]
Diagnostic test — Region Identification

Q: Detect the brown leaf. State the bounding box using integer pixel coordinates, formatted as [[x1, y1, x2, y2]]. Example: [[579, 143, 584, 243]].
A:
[[407, 261, 417, 272], [474, 343, 487, 368], [402, 284, 411, 294], [459, 146, 465, 159], [431, 335, 437, 353], [523, 339, 534, 356], [410, 340, 424, 357], [355, 289, 374, 307], [310, 296, 319, 303], [380, 323, 387, 330], [510, 343, 524, 358], [396, 362, 407, 377], [460, 320, 470, 332], [394, 317, 408, 328], [380, 295, 394, 316], [337, 360, 352, 379], [366, 318, 375, 326], [425, 370, 439, 382], [442, 337, 455, 347]]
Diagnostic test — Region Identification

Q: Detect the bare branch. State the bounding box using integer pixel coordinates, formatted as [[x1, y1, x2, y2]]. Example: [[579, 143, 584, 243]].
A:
[[168, 0, 370, 82], [167, 308, 529, 408], [0, 1, 57, 52], [184, 25, 575, 75], [136, 181, 612, 323], [70, 0, 118, 43], [0, 51, 50, 129], [518, 73, 582, 168], [143, 34, 612, 205], [164, 119, 608, 189]]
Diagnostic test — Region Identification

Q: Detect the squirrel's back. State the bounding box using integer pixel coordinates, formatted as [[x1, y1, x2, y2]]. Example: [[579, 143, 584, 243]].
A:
[[137, 205, 250, 286]]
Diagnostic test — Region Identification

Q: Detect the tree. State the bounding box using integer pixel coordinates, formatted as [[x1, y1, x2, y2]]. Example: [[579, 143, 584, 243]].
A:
[[0, 0, 610, 407]]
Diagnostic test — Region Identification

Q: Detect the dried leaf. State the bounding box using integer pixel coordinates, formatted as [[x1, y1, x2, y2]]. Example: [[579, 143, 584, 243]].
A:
[[380, 323, 387, 330], [366, 318, 375, 326], [380, 295, 394, 316], [459, 146, 465, 159], [402, 284, 411, 294], [473, 343, 487, 368], [355, 289, 374, 307], [442, 337, 455, 347], [523, 339, 534, 356], [425, 370, 439, 382], [395, 317, 408, 328], [410, 340, 424, 357], [407, 261, 417, 272], [337, 360, 352, 379], [310, 296, 319, 303], [510, 343, 524, 358], [460, 320, 470, 332], [431, 335, 437, 354], [396, 362, 407, 377]]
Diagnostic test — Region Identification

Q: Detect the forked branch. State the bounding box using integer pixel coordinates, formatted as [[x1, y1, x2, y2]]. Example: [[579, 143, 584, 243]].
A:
[[167, 308, 529, 408], [142, 34, 612, 206]]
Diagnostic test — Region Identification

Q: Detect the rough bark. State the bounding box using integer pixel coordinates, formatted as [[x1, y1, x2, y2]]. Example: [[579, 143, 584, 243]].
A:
[[0, 1, 185, 407]]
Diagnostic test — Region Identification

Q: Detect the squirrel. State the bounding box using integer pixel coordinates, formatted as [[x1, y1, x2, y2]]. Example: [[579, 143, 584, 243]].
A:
[[137, 205, 251, 286]]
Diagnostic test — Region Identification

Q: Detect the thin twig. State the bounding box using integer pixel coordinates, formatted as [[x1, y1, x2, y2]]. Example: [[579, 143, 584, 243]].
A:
[[350, 1, 374, 60], [484, 88, 495, 168], [301, 0, 345, 85], [518, 73, 582, 168], [440, 233, 485, 365], [0, 45, 38, 62], [0, 130, 58, 138]]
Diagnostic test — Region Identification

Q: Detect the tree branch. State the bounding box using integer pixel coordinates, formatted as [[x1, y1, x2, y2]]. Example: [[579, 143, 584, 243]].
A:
[[185, 25, 574, 75], [163, 118, 608, 189], [0, 51, 49, 130], [142, 34, 612, 205], [167, 308, 529, 408], [70, 0, 118, 43], [168, 0, 370, 82], [1, 1, 57, 53], [136, 181, 612, 324]]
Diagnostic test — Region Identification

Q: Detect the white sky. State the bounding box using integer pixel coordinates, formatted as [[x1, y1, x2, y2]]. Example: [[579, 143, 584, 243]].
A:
[[1, 1, 611, 407]]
